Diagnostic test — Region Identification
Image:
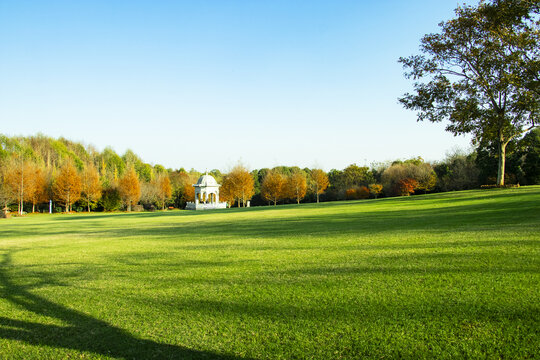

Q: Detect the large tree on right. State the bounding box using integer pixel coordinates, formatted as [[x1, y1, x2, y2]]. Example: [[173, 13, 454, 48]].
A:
[[399, 0, 539, 186]]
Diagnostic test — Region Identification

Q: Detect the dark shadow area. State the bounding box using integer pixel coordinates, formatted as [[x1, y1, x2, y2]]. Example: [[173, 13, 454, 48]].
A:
[[0, 250, 249, 359]]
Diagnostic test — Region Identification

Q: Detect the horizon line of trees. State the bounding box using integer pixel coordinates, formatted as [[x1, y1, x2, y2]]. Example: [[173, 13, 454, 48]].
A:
[[0, 131, 539, 214]]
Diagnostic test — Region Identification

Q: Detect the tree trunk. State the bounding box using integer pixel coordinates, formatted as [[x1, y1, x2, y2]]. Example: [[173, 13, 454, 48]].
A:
[[497, 138, 507, 186], [19, 159, 23, 215], [316, 193, 320, 203], [273, 199, 277, 206], [88, 195, 91, 212]]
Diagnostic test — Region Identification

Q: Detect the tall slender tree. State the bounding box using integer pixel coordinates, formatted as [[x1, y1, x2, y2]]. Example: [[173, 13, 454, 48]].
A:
[[310, 169, 329, 203], [4, 158, 35, 214], [81, 163, 102, 212], [27, 165, 48, 213], [157, 174, 172, 210], [118, 167, 141, 211], [53, 160, 82, 212], [399, 0, 539, 186]]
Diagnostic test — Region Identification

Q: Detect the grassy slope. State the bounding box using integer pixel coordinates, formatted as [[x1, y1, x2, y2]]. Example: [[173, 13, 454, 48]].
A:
[[0, 187, 539, 359]]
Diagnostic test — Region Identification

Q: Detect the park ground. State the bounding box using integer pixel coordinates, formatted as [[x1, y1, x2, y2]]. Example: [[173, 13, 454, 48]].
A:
[[0, 187, 539, 359]]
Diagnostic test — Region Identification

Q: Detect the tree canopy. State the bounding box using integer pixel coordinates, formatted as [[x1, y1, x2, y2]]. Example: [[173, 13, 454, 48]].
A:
[[399, 0, 539, 185]]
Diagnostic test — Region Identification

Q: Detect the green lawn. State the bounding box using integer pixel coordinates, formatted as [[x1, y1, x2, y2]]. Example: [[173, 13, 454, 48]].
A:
[[0, 187, 539, 359]]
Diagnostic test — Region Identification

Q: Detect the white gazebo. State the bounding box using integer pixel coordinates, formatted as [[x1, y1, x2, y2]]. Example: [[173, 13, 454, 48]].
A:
[[185, 173, 227, 210]]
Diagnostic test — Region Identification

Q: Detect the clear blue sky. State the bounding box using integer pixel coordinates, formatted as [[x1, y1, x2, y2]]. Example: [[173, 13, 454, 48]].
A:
[[0, 0, 476, 171]]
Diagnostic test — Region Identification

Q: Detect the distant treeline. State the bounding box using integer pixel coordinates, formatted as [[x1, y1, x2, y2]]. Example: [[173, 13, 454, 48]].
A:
[[0, 131, 539, 214]]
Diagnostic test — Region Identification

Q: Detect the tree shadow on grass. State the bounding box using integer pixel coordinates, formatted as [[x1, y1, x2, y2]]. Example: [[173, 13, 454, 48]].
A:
[[0, 250, 248, 359]]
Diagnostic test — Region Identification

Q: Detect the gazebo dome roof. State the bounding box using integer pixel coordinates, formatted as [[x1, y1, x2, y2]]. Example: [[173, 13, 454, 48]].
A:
[[195, 174, 218, 187]]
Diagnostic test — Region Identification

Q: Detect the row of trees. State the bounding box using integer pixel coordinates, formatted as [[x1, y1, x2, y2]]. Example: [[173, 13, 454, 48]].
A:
[[0, 157, 173, 214], [0, 135, 175, 214], [1, 130, 539, 213]]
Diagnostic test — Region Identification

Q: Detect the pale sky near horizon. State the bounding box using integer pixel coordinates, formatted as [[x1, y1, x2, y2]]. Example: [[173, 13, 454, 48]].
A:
[[0, 0, 477, 171]]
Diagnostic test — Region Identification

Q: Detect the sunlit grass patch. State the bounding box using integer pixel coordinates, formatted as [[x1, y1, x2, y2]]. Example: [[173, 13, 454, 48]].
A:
[[0, 187, 539, 359]]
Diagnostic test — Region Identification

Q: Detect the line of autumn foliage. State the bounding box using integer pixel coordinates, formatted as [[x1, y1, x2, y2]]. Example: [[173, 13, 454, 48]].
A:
[[0, 132, 539, 214]]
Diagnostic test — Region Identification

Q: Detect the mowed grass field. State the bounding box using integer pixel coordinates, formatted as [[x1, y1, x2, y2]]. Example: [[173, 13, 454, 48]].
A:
[[0, 187, 539, 359]]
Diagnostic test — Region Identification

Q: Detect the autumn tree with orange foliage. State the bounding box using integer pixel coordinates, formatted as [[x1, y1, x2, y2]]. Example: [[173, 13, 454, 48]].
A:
[[357, 186, 370, 199], [118, 167, 141, 211], [182, 177, 195, 203], [53, 161, 82, 212], [81, 163, 102, 212], [3, 158, 28, 214], [346, 186, 370, 200], [221, 165, 254, 207], [394, 178, 418, 196], [368, 184, 383, 199], [4, 159, 48, 214], [261, 171, 286, 206], [219, 176, 235, 207], [286, 171, 307, 204], [345, 188, 358, 200], [28, 165, 48, 213], [310, 169, 329, 203], [157, 174, 172, 210]]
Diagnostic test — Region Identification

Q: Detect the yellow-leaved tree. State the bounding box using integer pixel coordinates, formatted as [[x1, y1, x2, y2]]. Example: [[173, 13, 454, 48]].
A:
[[219, 176, 235, 207], [157, 174, 172, 210], [368, 184, 383, 199], [3, 158, 35, 214], [119, 167, 141, 211], [53, 160, 82, 212], [221, 165, 254, 207], [28, 165, 48, 213], [261, 171, 286, 206], [81, 163, 102, 212], [310, 169, 329, 203], [287, 171, 307, 204]]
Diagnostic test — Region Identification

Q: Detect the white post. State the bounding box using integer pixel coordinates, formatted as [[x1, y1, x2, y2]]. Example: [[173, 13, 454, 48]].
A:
[[49, 200, 52, 214]]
